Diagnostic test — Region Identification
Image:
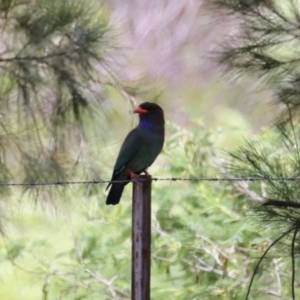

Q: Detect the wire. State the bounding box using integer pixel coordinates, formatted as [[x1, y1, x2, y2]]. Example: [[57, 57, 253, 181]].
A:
[[0, 176, 300, 187]]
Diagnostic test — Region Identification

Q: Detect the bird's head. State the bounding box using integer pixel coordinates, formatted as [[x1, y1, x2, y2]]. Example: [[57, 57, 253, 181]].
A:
[[134, 102, 164, 129]]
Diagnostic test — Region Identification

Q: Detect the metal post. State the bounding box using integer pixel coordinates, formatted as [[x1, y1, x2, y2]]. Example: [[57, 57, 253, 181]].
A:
[[131, 175, 151, 300]]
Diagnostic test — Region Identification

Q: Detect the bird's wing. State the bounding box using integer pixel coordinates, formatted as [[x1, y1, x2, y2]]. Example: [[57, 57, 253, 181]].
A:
[[106, 128, 142, 190]]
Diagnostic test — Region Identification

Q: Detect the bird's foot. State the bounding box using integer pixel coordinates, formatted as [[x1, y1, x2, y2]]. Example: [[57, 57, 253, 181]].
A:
[[143, 170, 151, 177], [129, 169, 139, 179]]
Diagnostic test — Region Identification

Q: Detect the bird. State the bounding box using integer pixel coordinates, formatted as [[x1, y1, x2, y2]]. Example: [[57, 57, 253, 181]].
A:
[[106, 102, 165, 205]]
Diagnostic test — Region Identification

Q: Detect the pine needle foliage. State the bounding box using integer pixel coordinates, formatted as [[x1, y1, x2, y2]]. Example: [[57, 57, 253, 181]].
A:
[[0, 0, 114, 197], [212, 0, 300, 117], [212, 0, 300, 298], [225, 119, 300, 298]]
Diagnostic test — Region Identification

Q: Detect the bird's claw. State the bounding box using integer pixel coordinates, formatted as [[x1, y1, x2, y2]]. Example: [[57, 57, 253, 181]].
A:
[[129, 169, 139, 179]]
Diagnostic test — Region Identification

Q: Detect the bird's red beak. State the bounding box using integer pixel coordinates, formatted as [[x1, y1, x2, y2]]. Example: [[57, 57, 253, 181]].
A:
[[134, 107, 148, 114]]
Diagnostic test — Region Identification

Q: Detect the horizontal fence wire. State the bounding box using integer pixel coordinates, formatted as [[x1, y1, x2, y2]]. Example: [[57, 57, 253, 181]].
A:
[[0, 177, 299, 187]]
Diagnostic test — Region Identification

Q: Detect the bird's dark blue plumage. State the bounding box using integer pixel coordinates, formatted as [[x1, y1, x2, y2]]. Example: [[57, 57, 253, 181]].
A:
[[106, 102, 165, 205], [139, 118, 154, 129]]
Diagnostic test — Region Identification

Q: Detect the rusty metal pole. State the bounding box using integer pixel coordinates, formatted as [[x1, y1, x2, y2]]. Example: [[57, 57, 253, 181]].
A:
[[131, 175, 151, 300]]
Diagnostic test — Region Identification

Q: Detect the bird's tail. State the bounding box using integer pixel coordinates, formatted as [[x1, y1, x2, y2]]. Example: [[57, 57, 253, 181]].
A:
[[106, 184, 125, 205]]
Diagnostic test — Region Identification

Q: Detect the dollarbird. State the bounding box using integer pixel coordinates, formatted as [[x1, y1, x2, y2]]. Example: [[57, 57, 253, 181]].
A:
[[106, 102, 165, 205]]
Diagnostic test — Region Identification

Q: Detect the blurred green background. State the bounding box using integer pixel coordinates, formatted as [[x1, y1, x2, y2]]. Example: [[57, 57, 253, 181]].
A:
[[0, 0, 288, 299]]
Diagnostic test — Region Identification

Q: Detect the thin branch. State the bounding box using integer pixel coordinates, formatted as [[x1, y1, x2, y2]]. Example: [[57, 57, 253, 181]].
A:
[[0, 48, 80, 63], [262, 199, 300, 209], [74, 240, 130, 300], [291, 227, 298, 300], [219, 166, 264, 202], [273, 258, 282, 297], [246, 228, 294, 300]]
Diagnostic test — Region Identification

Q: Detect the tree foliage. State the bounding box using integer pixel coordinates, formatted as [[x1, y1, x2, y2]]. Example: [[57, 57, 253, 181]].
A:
[[213, 0, 300, 298], [1, 123, 282, 300], [213, 0, 300, 118], [0, 0, 114, 195], [1, 0, 300, 299]]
